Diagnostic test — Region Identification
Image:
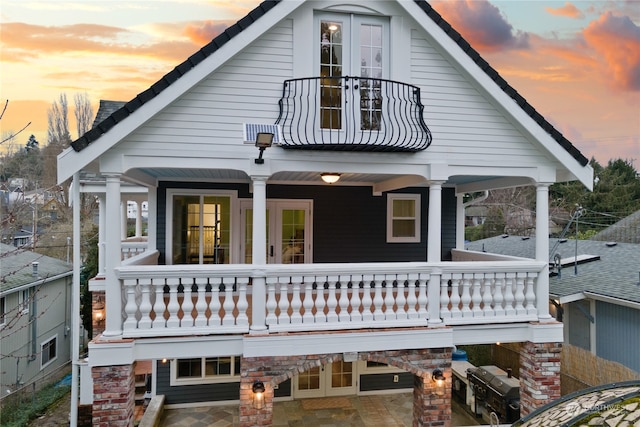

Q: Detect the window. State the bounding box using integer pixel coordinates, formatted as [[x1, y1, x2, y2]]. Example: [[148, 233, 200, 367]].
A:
[[41, 335, 57, 369], [387, 194, 420, 243], [0, 296, 5, 327], [21, 288, 33, 314], [172, 356, 241, 385], [167, 190, 235, 264]]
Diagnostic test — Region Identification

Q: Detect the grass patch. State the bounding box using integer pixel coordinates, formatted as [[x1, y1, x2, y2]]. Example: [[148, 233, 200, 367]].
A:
[[0, 384, 70, 427]]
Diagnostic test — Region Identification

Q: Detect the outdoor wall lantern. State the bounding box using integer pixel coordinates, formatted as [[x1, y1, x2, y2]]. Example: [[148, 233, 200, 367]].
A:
[[321, 173, 341, 184], [255, 132, 274, 164], [431, 368, 445, 396], [93, 297, 105, 326], [252, 381, 266, 409]]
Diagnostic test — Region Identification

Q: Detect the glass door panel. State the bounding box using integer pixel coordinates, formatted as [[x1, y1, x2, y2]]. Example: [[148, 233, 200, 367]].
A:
[[280, 209, 306, 264]]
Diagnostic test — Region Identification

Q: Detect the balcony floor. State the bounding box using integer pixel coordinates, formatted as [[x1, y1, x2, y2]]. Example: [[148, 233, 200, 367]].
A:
[[159, 392, 482, 426]]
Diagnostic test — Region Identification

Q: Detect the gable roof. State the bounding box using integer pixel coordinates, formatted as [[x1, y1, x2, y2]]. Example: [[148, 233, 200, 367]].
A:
[[0, 243, 73, 294], [592, 210, 640, 244], [70, 0, 589, 168], [465, 236, 640, 307]]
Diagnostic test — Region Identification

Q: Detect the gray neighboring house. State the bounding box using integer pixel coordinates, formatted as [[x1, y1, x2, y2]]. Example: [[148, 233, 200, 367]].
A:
[[0, 243, 73, 399], [466, 235, 640, 373]]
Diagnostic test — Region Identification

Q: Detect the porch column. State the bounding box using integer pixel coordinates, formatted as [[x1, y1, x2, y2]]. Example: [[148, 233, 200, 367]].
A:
[[427, 181, 444, 324], [121, 199, 127, 240], [146, 188, 157, 250], [98, 194, 106, 276], [455, 192, 465, 250], [535, 183, 552, 321], [103, 174, 123, 338], [519, 341, 562, 416], [134, 199, 142, 237], [92, 363, 136, 426], [250, 176, 268, 333]]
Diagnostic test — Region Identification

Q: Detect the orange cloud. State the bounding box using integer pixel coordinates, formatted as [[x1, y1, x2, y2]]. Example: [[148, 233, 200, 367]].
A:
[[583, 12, 640, 91], [184, 20, 234, 45], [545, 2, 584, 19]]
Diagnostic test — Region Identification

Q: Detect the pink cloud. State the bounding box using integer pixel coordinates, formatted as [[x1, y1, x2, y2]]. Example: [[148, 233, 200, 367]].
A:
[[545, 2, 584, 19], [184, 20, 234, 45]]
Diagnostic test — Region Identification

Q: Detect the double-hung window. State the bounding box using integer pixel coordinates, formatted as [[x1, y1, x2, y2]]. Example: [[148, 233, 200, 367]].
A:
[[0, 296, 5, 328], [171, 356, 241, 385], [41, 335, 57, 369], [387, 194, 421, 243]]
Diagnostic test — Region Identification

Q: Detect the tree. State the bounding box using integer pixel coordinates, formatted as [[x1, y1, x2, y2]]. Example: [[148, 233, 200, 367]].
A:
[[74, 92, 94, 138], [25, 134, 39, 152]]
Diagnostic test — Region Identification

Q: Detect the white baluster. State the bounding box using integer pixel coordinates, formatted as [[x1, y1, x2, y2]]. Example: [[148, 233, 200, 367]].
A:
[[278, 278, 289, 324], [372, 276, 385, 321], [123, 279, 138, 331], [209, 277, 222, 326], [222, 280, 235, 326], [482, 274, 494, 318], [493, 273, 505, 318], [440, 275, 451, 320], [406, 274, 418, 319], [525, 273, 537, 315], [350, 278, 363, 322], [417, 275, 428, 319], [338, 278, 351, 322], [314, 279, 327, 323], [450, 273, 462, 319], [138, 277, 152, 330], [326, 276, 339, 323], [460, 274, 472, 317], [165, 277, 180, 329], [291, 281, 302, 324], [514, 273, 526, 315], [504, 273, 516, 316], [151, 278, 166, 329], [181, 277, 194, 328], [194, 277, 208, 327], [471, 274, 483, 317], [302, 278, 315, 323], [266, 277, 278, 325], [395, 275, 408, 321], [383, 277, 396, 321], [361, 275, 374, 322], [236, 278, 249, 326]]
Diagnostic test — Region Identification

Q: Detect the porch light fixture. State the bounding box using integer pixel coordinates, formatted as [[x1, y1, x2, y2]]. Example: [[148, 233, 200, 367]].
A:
[[93, 297, 105, 326], [321, 173, 341, 184], [431, 368, 445, 396], [255, 132, 274, 164], [252, 381, 266, 409]]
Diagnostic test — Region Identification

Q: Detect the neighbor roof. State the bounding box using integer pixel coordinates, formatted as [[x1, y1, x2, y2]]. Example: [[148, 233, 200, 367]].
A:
[[592, 210, 640, 244], [465, 236, 640, 305], [0, 243, 73, 294], [70, 0, 588, 167]]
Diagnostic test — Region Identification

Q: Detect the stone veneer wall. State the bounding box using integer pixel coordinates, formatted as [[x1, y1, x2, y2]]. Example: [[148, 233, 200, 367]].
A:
[[239, 347, 452, 427], [519, 341, 562, 416], [92, 363, 136, 427]]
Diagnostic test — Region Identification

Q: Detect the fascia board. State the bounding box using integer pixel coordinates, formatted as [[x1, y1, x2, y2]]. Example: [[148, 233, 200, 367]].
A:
[[395, 1, 593, 189], [57, 1, 304, 183]]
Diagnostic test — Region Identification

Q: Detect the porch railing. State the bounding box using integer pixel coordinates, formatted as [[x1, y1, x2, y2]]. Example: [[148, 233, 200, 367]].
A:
[[115, 260, 546, 338]]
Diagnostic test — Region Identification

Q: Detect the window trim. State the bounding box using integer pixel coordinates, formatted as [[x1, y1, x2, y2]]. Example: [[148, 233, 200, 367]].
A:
[[170, 356, 241, 386], [0, 296, 5, 329], [41, 335, 58, 370], [386, 194, 421, 243]]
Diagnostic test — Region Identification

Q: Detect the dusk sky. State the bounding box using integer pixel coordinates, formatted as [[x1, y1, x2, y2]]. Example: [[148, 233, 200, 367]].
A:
[[1, 0, 638, 166]]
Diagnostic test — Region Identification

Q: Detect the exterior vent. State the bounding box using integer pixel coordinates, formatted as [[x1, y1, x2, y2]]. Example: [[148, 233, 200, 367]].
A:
[[243, 123, 282, 144], [605, 241, 617, 247]]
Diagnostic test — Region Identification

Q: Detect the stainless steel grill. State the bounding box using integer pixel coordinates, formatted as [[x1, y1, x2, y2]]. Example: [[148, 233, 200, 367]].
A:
[[467, 365, 520, 423]]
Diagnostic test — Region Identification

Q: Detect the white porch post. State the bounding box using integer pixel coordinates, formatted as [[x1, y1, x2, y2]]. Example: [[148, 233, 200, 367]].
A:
[[147, 188, 156, 249], [427, 181, 444, 325], [455, 193, 465, 250], [98, 194, 106, 276], [121, 199, 128, 240], [250, 176, 268, 333], [535, 183, 552, 321], [103, 174, 123, 337], [135, 199, 143, 237]]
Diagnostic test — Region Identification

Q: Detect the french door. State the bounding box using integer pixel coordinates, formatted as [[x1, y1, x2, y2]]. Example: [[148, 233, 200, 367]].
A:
[[240, 200, 312, 264], [294, 361, 357, 398]]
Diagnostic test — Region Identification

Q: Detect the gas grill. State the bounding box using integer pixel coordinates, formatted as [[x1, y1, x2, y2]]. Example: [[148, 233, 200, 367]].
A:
[[467, 365, 520, 423]]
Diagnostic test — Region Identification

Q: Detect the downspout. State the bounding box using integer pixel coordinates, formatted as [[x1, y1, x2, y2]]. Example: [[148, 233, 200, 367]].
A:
[[70, 173, 81, 427]]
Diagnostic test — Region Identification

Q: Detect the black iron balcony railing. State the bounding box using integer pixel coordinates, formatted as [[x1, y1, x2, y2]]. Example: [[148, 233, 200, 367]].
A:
[[275, 76, 432, 152]]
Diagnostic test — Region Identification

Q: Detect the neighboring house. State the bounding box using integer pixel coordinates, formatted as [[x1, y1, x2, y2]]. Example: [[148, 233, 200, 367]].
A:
[[466, 236, 640, 374], [0, 243, 73, 399], [58, 1, 594, 426], [591, 210, 640, 244]]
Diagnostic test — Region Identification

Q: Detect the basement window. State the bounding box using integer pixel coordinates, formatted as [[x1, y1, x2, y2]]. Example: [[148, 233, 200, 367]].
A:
[[41, 335, 58, 369], [171, 356, 241, 385]]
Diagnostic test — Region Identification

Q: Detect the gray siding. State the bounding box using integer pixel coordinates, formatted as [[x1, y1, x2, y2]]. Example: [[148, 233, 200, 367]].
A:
[[359, 372, 413, 392], [595, 301, 640, 372]]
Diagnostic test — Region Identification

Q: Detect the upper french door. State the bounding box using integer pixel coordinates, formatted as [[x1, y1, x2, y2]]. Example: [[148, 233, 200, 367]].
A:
[[240, 200, 312, 264]]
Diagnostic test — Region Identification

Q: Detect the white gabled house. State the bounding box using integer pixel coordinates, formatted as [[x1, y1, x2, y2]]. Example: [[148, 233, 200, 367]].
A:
[[58, 1, 593, 426]]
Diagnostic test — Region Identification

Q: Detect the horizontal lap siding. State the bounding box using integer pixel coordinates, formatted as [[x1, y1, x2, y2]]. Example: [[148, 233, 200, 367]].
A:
[[359, 372, 413, 392], [595, 301, 640, 372], [410, 30, 547, 164]]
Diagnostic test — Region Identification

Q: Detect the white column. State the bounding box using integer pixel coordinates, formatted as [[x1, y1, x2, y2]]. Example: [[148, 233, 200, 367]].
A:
[[250, 176, 268, 333], [455, 193, 465, 250], [103, 174, 123, 337], [121, 200, 128, 240], [98, 194, 106, 276], [535, 183, 552, 321], [146, 188, 157, 249], [135, 199, 142, 237], [427, 181, 444, 325], [70, 173, 81, 427]]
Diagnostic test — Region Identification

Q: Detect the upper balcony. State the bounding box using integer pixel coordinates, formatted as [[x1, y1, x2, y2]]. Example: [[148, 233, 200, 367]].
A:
[[276, 76, 432, 152]]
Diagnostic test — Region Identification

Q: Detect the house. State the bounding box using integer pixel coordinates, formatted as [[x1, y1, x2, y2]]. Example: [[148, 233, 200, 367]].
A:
[[58, 1, 594, 426], [465, 236, 640, 374], [0, 243, 73, 399]]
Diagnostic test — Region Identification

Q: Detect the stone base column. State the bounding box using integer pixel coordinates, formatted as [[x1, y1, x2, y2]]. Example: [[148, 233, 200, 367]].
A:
[[413, 371, 452, 427], [92, 363, 136, 427], [519, 341, 562, 416], [239, 374, 274, 427]]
